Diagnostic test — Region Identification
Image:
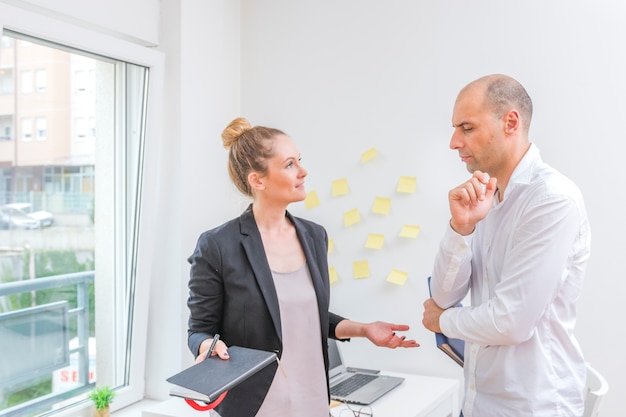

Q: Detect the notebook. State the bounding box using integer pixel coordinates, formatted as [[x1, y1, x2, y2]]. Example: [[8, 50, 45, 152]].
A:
[[167, 346, 277, 403], [328, 338, 404, 405]]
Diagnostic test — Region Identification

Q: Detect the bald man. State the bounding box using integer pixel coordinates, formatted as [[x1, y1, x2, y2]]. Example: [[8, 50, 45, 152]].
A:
[[423, 75, 590, 417]]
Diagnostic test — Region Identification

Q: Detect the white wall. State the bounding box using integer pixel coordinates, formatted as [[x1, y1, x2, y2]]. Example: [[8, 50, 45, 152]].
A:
[[148, 0, 244, 401], [237, 1, 625, 415]]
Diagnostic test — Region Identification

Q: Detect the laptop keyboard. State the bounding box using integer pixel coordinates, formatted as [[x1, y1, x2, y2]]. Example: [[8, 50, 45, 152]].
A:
[[331, 373, 378, 397]]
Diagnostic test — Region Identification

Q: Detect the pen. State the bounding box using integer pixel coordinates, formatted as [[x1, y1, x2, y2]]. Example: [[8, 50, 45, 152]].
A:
[[205, 334, 220, 360]]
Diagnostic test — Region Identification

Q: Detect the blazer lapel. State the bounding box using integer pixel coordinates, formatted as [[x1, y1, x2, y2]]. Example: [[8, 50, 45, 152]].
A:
[[239, 208, 282, 341], [288, 212, 330, 320]]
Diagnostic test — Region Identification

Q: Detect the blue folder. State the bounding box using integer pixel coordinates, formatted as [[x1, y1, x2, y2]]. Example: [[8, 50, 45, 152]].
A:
[[427, 277, 465, 367]]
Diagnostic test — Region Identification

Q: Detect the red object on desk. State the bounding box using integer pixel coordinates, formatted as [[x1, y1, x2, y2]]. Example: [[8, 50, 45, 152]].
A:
[[184, 391, 228, 411]]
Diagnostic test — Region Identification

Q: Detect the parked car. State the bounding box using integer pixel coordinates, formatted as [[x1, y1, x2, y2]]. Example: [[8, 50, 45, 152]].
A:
[[0, 203, 54, 229]]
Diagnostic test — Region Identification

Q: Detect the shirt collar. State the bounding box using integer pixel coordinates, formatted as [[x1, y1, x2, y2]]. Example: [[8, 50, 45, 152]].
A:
[[498, 143, 541, 202]]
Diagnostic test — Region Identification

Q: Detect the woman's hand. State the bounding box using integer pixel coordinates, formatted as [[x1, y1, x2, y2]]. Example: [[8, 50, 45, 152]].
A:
[[363, 321, 420, 348], [196, 337, 230, 364], [336, 319, 420, 348]]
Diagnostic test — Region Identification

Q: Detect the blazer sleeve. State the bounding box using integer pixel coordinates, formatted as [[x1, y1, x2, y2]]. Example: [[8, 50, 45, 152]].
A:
[[187, 230, 224, 357], [329, 312, 347, 338]]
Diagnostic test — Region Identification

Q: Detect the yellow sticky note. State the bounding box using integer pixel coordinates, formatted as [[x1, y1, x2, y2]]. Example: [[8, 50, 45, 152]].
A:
[[397, 176, 417, 194], [372, 196, 392, 215], [365, 233, 385, 249], [386, 269, 408, 285], [361, 147, 377, 163], [352, 260, 370, 279], [399, 224, 421, 238], [329, 266, 338, 284], [304, 190, 320, 210], [328, 238, 335, 254], [331, 178, 349, 196], [343, 208, 361, 227]]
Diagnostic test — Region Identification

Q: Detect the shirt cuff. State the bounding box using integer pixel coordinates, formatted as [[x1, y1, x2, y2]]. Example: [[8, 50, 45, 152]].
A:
[[442, 221, 473, 252]]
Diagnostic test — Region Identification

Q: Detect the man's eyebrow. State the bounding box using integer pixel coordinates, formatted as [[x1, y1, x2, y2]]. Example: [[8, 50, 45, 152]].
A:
[[452, 121, 471, 128]]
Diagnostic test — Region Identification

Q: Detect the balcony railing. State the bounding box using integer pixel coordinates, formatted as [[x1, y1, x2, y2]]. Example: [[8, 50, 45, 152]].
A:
[[0, 271, 95, 417]]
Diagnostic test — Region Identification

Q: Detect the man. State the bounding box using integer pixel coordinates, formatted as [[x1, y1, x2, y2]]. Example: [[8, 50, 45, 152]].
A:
[[422, 74, 591, 417]]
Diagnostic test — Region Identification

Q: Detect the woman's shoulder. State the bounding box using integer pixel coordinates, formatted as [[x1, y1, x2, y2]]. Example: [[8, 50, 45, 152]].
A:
[[196, 216, 242, 243]]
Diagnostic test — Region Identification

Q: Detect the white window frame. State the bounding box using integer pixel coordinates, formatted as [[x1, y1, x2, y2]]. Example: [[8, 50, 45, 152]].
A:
[[0, 4, 164, 416]]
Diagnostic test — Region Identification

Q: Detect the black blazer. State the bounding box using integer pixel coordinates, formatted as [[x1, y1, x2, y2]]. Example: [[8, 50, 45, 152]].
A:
[[187, 206, 346, 417]]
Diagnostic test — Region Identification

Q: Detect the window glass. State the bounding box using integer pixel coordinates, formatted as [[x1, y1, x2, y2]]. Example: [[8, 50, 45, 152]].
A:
[[0, 29, 149, 416], [21, 117, 32, 141], [0, 69, 13, 94], [20, 70, 32, 93], [35, 69, 46, 93], [36, 117, 46, 141]]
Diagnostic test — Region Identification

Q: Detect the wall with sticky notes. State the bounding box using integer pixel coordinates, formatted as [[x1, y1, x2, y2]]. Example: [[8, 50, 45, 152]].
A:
[[235, 2, 624, 412]]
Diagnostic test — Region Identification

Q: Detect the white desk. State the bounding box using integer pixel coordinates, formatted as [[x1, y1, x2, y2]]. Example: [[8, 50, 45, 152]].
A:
[[330, 372, 460, 417], [143, 373, 460, 417]]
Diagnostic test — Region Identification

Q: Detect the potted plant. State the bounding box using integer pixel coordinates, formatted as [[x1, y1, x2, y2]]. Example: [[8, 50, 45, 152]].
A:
[[88, 386, 116, 417]]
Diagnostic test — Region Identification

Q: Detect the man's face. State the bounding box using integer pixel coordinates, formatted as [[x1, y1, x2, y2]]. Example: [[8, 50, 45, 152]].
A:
[[449, 86, 505, 175]]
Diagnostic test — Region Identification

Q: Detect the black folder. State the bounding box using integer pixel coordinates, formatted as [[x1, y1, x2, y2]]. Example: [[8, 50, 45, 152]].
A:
[[167, 346, 277, 403]]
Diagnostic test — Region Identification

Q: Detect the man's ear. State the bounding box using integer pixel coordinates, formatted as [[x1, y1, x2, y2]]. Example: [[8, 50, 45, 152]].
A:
[[248, 171, 265, 191], [503, 109, 521, 134]]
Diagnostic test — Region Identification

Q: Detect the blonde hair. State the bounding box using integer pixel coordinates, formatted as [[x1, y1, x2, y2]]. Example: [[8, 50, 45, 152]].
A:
[[221, 117, 286, 197]]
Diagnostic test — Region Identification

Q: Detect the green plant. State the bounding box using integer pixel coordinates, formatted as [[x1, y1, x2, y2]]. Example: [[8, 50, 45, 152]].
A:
[[88, 386, 115, 410]]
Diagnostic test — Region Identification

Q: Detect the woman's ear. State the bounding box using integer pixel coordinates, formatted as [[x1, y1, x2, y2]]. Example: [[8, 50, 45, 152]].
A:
[[248, 171, 265, 191]]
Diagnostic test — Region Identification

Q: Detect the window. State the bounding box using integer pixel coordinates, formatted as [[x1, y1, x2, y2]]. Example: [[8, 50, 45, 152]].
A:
[[20, 69, 32, 93], [74, 70, 86, 93], [0, 115, 11, 141], [36, 117, 46, 141], [0, 6, 164, 416], [21, 117, 32, 141], [75, 117, 87, 140], [0, 67, 13, 94], [35, 69, 46, 93], [89, 117, 96, 139], [1, 36, 11, 48]]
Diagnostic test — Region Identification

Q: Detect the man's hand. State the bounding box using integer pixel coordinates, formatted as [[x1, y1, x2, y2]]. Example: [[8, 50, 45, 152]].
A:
[[422, 298, 445, 334], [449, 170, 497, 235]]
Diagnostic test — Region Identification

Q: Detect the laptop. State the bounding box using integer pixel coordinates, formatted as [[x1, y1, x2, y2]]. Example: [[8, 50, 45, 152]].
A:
[[328, 338, 405, 405]]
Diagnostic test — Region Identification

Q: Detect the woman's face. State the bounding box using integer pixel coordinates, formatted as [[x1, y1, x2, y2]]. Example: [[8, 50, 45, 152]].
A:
[[256, 134, 308, 204]]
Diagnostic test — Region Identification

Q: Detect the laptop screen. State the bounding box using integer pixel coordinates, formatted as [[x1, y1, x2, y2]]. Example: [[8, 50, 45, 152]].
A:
[[328, 339, 346, 378]]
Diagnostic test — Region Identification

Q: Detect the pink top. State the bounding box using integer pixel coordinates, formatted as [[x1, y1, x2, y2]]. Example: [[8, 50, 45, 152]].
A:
[[255, 263, 328, 417]]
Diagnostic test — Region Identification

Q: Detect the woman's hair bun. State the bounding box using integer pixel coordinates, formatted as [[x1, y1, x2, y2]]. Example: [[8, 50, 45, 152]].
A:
[[222, 117, 252, 149]]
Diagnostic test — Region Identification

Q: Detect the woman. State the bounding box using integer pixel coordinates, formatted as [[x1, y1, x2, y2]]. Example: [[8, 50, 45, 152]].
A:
[[187, 117, 419, 417]]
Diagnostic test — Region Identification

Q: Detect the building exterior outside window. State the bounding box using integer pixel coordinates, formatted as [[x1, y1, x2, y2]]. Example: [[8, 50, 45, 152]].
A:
[[0, 22, 159, 417]]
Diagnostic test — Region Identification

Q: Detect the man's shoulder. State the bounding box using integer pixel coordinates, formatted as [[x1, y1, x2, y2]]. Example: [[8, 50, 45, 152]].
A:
[[532, 162, 583, 200]]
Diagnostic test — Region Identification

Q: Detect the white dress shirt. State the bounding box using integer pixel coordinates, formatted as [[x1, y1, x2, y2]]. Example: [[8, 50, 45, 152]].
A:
[[431, 144, 591, 417]]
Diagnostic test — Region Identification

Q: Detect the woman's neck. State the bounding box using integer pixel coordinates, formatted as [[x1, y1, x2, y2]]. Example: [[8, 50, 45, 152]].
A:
[[251, 202, 290, 234]]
